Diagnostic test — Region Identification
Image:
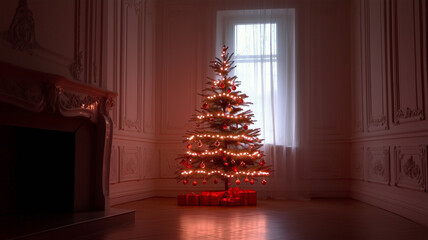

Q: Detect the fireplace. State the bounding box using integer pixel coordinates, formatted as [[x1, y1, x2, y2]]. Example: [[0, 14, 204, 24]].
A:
[[0, 125, 75, 213], [0, 62, 132, 239]]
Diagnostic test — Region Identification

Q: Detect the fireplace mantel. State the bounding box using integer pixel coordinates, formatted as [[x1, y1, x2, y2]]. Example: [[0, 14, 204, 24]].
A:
[[0, 61, 117, 212], [0, 61, 116, 123]]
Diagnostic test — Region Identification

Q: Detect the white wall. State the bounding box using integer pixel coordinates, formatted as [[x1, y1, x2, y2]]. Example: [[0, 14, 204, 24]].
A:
[[350, 0, 428, 227]]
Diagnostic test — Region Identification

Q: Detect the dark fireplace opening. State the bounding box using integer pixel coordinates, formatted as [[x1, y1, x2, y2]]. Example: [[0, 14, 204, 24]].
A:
[[0, 125, 75, 214]]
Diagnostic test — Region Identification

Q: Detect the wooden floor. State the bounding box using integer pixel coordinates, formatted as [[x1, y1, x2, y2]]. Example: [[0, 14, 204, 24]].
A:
[[76, 198, 428, 240]]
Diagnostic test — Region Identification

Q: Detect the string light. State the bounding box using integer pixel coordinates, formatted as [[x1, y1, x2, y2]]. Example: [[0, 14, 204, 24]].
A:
[[187, 134, 253, 141], [196, 113, 249, 120], [181, 169, 270, 176], [186, 150, 261, 158], [207, 93, 243, 101]]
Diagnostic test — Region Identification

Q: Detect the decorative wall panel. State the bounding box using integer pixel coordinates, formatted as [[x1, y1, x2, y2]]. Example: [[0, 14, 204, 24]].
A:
[[389, 0, 426, 124], [160, 6, 198, 135], [119, 0, 144, 132], [364, 0, 388, 132], [119, 146, 142, 182], [366, 146, 390, 185], [394, 145, 426, 191]]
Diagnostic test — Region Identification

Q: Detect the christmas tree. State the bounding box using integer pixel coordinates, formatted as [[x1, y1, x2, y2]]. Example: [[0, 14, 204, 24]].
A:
[[176, 45, 271, 190]]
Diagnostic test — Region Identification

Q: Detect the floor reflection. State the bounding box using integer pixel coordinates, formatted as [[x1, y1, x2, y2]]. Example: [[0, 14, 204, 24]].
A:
[[180, 210, 267, 239]]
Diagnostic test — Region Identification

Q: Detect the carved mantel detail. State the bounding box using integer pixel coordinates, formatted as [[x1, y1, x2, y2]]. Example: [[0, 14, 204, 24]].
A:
[[3, 0, 38, 52], [0, 62, 116, 123]]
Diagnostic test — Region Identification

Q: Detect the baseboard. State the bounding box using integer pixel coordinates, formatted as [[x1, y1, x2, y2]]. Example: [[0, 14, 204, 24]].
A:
[[350, 183, 428, 227]]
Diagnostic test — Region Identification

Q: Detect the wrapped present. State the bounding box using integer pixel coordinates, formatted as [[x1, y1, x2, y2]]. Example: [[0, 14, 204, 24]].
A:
[[221, 197, 240, 207], [177, 193, 200, 206], [238, 189, 257, 206], [200, 191, 225, 206], [228, 187, 257, 206]]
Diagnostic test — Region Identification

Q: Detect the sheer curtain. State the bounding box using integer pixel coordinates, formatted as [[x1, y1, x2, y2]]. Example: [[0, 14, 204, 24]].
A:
[[217, 4, 306, 199]]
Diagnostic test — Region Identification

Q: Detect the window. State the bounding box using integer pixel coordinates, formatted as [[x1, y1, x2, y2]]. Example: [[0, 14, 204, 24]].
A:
[[217, 9, 296, 147]]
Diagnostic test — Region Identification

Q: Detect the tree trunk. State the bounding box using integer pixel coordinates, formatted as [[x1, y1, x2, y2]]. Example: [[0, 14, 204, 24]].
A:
[[224, 177, 229, 191]]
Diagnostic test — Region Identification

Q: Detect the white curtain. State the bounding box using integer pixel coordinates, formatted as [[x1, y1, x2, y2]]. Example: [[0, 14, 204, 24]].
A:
[[217, 5, 307, 199]]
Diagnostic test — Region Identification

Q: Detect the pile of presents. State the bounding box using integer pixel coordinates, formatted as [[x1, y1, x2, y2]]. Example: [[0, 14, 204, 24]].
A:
[[177, 187, 256, 206]]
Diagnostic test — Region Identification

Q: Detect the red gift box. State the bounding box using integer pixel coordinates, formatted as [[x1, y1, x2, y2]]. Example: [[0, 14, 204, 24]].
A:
[[221, 197, 240, 206], [177, 193, 200, 206], [200, 191, 225, 206], [228, 187, 257, 206]]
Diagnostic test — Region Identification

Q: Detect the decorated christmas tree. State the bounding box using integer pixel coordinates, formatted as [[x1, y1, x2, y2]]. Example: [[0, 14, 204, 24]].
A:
[[176, 45, 271, 190]]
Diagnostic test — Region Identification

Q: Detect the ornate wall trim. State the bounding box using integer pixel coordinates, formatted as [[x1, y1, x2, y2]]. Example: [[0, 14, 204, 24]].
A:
[[3, 0, 38, 53], [366, 146, 390, 185], [124, 0, 144, 16], [394, 145, 426, 191]]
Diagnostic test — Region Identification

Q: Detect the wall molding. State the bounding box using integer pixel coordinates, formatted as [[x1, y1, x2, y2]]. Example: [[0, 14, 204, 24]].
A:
[[119, 0, 144, 133], [388, 0, 425, 125], [70, 0, 104, 86], [364, 0, 388, 132]]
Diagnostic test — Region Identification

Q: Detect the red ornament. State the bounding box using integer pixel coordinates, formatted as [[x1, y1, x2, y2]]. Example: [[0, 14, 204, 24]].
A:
[[187, 165, 192, 169], [182, 160, 187, 166], [203, 179, 207, 184], [200, 162, 205, 168], [222, 156, 227, 160], [193, 180, 198, 186], [223, 124, 228, 130], [261, 179, 267, 185], [224, 162, 229, 166], [250, 179, 255, 185], [244, 178, 249, 183], [232, 86, 236, 91], [215, 140, 220, 146], [220, 83, 225, 88], [227, 88, 231, 93], [235, 179, 241, 185], [183, 179, 188, 184], [250, 144, 254, 149], [232, 166, 238, 172], [214, 179, 219, 184], [243, 125, 248, 130], [187, 144, 192, 149], [260, 160, 265, 166], [238, 99, 243, 104], [203, 102, 208, 109]]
